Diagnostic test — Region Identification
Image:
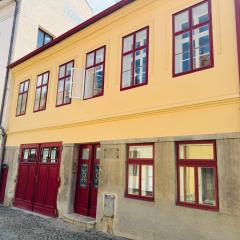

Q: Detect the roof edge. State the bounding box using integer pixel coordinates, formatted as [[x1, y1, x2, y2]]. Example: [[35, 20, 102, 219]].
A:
[[8, 0, 135, 69]]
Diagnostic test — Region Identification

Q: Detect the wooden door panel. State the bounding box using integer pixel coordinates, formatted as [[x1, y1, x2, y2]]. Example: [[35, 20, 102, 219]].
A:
[[15, 165, 29, 200], [25, 165, 36, 203]]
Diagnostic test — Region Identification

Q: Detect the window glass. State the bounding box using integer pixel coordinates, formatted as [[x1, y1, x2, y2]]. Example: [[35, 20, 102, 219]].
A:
[[80, 164, 88, 187], [175, 32, 191, 74], [64, 76, 71, 103], [42, 73, 49, 85], [50, 147, 58, 163], [23, 149, 29, 161], [123, 35, 134, 53], [93, 65, 103, 96], [37, 30, 44, 48], [21, 93, 27, 115], [96, 147, 101, 159], [37, 75, 42, 87], [129, 145, 153, 159], [198, 167, 216, 206], [122, 54, 133, 88], [134, 49, 146, 85], [44, 34, 52, 45], [174, 10, 189, 32], [179, 166, 195, 203], [59, 66, 65, 78], [84, 68, 95, 99], [192, 2, 209, 26], [42, 148, 50, 163], [193, 25, 210, 69], [34, 88, 41, 111], [39, 86, 47, 109], [128, 164, 139, 195], [96, 48, 104, 64], [16, 95, 23, 116], [82, 148, 90, 160], [66, 62, 73, 76], [24, 81, 29, 91], [20, 83, 24, 93], [179, 143, 214, 160], [87, 52, 94, 67], [141, 165, 153, 197], [135, 29, 147, 48]]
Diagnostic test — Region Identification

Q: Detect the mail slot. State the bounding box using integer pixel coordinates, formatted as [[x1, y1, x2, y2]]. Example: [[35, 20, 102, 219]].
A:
[[104, 193, 115, 218]]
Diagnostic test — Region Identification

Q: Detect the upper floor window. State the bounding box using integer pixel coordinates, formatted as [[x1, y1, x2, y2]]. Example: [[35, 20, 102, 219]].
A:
[[121, 27, 149, 90], [176, 141, 219, 210], [16, 80, 29, 116], [84, 46, 106, 99], [37, 29, 54, 48], [126, 144, 154, 201], [173, 0, 213, 76], [56, 60, 74, 106], [34, 71, 49, 112]]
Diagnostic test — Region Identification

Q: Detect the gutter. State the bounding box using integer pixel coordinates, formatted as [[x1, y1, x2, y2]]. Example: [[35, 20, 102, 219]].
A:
[[0, 0, 19, 185]]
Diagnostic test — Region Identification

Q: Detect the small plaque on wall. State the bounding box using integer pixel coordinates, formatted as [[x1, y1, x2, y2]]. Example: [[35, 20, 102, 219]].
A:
[[103, 148, 119, 159]]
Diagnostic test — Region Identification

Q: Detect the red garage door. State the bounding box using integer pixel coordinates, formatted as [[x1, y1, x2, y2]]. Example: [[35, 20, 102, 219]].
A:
[[14, 142, 62, 217]]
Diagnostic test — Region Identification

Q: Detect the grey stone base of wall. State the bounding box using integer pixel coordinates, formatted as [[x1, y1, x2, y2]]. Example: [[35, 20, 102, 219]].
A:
[[96, 133, 240, 240], [2, 133, 240, 240]]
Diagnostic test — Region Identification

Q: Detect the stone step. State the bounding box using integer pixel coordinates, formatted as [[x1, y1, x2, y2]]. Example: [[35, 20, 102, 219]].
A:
[[62, 213, 96, 230]]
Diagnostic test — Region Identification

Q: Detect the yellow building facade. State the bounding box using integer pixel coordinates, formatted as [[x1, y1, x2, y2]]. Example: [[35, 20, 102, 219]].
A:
[[2, 0, 240, 239]]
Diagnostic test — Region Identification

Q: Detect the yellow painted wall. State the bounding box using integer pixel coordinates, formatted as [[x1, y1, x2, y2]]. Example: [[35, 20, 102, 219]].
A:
[[7, 0, 240, 146]]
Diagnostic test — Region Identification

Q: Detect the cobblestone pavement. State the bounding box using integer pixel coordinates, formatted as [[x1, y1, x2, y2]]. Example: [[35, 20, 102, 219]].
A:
[[0, 205, 126, 240]]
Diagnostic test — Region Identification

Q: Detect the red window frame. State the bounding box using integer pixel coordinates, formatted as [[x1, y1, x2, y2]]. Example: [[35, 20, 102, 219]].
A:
[[172, 0, 214, 77], [84, 46, 106, 100], [16, 80, 30, 117], [33, 71, 50, 112], [56, 60, 74, 107], [176, 140, 219, 211], [125, 143, 154, 201], [120, 26, 149, 91]]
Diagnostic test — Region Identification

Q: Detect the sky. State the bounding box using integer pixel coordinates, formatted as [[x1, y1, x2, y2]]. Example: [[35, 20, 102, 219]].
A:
[[87, 0, 120, 14]]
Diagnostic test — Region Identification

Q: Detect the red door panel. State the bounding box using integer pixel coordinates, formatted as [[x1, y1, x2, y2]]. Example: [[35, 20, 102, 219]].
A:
[[14, 143, 61, 217], [74, 144, 100, 218]]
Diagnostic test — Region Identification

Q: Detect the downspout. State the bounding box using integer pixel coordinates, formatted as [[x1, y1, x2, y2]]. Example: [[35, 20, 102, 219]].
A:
[[0, 0, 19, 185]]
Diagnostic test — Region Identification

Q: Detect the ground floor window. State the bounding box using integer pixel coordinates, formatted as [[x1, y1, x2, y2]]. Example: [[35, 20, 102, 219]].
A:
[[126, 143, 154, 201], [176, 141, 219, 210]]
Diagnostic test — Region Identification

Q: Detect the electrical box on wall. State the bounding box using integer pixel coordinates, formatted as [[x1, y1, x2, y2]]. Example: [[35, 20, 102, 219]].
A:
[[104, 193, 115, 218]]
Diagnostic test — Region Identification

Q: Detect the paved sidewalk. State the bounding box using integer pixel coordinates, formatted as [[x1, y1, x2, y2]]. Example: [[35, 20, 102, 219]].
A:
[[0, 205, 126, 240]]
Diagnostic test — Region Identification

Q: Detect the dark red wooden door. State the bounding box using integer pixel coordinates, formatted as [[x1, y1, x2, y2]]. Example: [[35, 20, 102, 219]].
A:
[[14, 143, 61, 217], [74, 144, 100, 218]]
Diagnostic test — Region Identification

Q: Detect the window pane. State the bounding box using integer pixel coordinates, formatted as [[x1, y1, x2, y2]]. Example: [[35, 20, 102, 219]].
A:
[[174, 11, 189, 32], [37, 75, 42, 87], [87, 52, 94, 67], [16, 94, 23, 115], [44, 34, 52, 45], [20, 83, 24, 93], [24, 81, 29, 91], [128, 164, 139, 195], [59, 66, 65, 78], [179, 143, 214, 160], [93, 164, 100, 188], [175, 32, 190, 74], [123, 35, 133, 53], [82, 148, 90, 160], [192, 2, 209, 26], [136, 29, 147, 48], [141, 165, 153, 197], [80, 164, 88, 187], [64, 77, 71, 103], [84, 67, 95, 99], [40, 86, 47, 109], [23, 149, 29, 161], [122, 54, 133, 88], [20, 93, 27, 114], [129, 145, 153, 159], [134, 48, 147, 85], [179, 166, 195, 203], [94, 65, 103, 96], [42, 73, 49, 85], [193, 25, 210, 70], [37, 30, 44, 48], [66, 62, 73, 76], [42, 148, 50, 163], [34, 88, 41, 111], [96, 48, 104, 64], [198, 167, 216, 206], [96, 147, 101, 159], [29, 149, 37, 162], [50, 147, 58, 163]]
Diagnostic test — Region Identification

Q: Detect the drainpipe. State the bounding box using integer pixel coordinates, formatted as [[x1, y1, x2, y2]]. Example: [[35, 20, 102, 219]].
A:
[[0, 0, 19, 185]]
